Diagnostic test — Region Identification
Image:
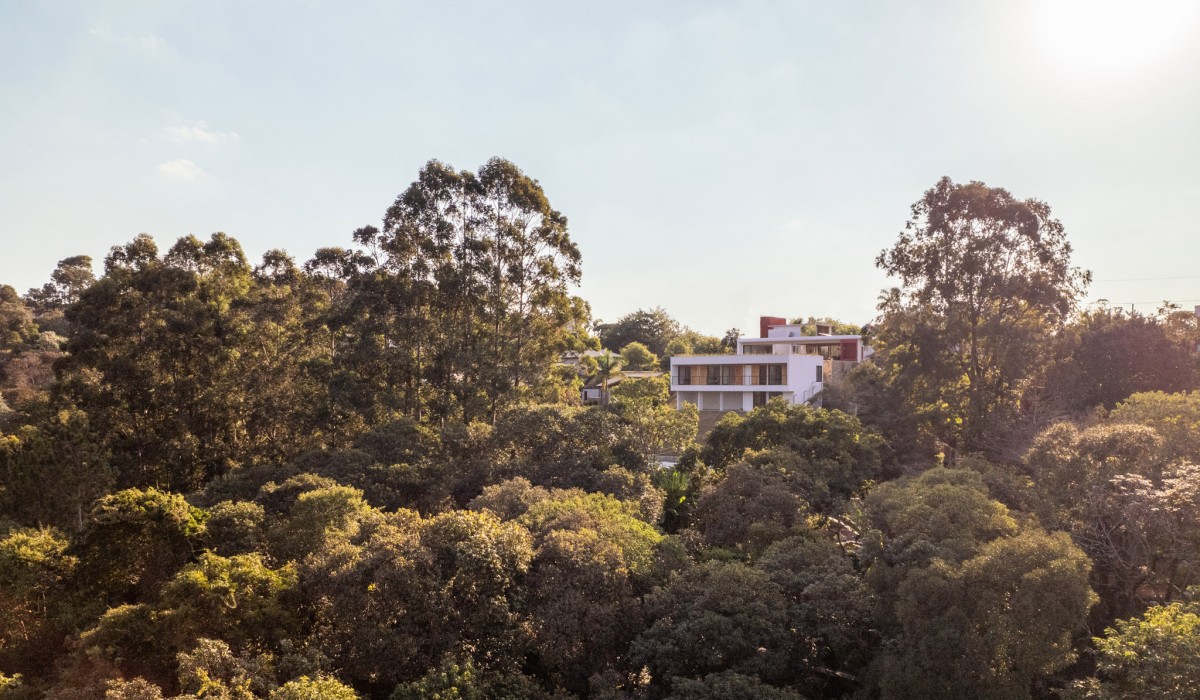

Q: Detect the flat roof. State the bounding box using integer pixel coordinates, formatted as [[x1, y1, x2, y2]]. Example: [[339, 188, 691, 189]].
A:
[[739, 335, 861, 343]]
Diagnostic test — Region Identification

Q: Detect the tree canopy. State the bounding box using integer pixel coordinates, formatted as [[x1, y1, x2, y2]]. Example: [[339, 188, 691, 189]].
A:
[[3, 168, 1197, 699], [874, 177, 1091, 459]]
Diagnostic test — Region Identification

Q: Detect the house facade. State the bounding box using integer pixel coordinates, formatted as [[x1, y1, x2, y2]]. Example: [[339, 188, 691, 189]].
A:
[[669, 316, 869, 412]]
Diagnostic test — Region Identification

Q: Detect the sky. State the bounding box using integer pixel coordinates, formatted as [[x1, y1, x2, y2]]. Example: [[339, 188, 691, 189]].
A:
[[2, 0, 1199, 336]]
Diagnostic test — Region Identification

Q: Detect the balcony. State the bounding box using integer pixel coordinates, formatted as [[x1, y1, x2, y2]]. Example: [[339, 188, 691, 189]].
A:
[[672, 364, 787, 386]]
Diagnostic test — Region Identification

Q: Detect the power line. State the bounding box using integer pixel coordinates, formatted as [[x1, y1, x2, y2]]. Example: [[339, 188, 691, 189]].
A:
[[1089, 298, 1200, 306], [1093, 275, 1200, 282]]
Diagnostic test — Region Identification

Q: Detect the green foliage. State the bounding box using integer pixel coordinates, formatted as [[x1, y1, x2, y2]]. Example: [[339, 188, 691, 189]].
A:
[[390, 655, 549, 700], [301, 509, 533, 688], [390, 656, 485, 700], [103, 678, 165, 699], [175, 638, 277, 699], [665, 671, 805, 700], [598, 307, 681, 356], [481, 404, 646, 492], [0, 527, 76, 675], [609, 377, 698, 464], [74, 603, 170, 689], [820, 360, 933, 472], [0, 285, 37, 357], [863, 468, 1095, 699], [593, 350, 622, 406], [631, 561, 791, 688], [1051, 309, 1198, 411], [521, 491, 663, 576], [267, 484, 378, 562], [204, 501, 266, 557], [74, 488, 207, 610], [617, 342, 656, 371], [881, 530, 1094, 699], [269, 676, 359, 700], [865, 467, 1017, 566], [756, 536, 876, 696], [1024, 420, 1200, 622], [609, 375, 669, 405], [874, 177, 1090, 458], [0, 673, 31, 700], [159, 552, 300, 653], [2, 172, 1178, 698], [1070, 594, 1200, 700], [352, 419, 441, 465], [338, 158, 583, 425], [24, 256, 96, 314], [693, 460, 813, 555], [468, 477, 552, 520], [787, 315, 863, 337], [661, 330, 726, 366], [704, 400, 881, 469], [57, 234, 330, 490], [0, 408, 112, 532], [1110, 390, 1200, 464], [657, 468, 695, 533], [701, 400, 882, 510]]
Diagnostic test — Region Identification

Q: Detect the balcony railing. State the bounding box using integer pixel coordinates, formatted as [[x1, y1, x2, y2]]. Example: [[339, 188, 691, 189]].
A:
[[672, 370, 787, 386]]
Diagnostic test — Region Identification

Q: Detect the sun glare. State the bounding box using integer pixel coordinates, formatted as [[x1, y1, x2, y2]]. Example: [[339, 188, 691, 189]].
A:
[[1037, 0, 1200, 76]]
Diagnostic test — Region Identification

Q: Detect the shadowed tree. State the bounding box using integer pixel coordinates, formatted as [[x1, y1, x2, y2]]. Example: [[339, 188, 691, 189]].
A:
[[874, 177, 1090, 459], [341, 158, 583, 425], [598, 307, 681, 357]]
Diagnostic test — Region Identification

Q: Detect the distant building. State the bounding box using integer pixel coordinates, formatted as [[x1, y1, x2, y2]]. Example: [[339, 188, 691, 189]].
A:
[[669, 315, 871, 413]]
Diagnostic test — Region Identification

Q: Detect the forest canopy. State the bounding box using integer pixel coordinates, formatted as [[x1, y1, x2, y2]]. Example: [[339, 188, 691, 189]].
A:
[[2, 168, 1199, 699]]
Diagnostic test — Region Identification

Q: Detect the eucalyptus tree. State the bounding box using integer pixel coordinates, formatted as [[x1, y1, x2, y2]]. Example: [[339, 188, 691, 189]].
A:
[[24, 255, 96, 313], [875, 177, 1090, 458], [341, 158, 582, 424], [53, 234, 328, 489]]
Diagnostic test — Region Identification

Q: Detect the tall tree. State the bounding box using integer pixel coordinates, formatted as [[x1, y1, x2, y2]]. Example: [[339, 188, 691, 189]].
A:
[[598, 307, 681, 356], [0, 285, 36, 358], [863, 468, 1095, 699], [875, 177, 1090, 458], [25, 255, 96, 313], [1049, 307, 1197, 411], [56, 234, 327, 489], [594, 350, 622, 406], [342, 158, 582, 425]]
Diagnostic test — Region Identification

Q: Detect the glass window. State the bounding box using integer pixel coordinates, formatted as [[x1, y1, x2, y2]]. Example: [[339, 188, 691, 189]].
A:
[[816, 365, 824, 382]]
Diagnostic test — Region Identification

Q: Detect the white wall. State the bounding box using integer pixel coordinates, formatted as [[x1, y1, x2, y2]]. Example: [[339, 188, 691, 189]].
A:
[[669, 354, 823, 408]]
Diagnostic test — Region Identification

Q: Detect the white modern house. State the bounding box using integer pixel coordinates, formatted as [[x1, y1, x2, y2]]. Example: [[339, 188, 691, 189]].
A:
[[670, 316, 870, 413]]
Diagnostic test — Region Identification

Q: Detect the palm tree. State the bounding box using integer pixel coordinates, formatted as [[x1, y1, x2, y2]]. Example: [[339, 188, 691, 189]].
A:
[[595, 350, 623, 406]]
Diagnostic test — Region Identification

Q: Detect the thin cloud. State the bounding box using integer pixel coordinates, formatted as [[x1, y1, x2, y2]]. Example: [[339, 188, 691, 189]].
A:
[[157, 159, 204, 181], [162, 122, 239, 144], [89, 23, 166, 52]]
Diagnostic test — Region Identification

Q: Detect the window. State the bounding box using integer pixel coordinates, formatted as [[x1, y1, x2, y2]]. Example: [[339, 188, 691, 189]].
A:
[[816, 365, 824, 382], [720, 365, 739, 385], [755, 364, 784, 385], [677, 366, 692, 385], [753, 391, 767, 407]]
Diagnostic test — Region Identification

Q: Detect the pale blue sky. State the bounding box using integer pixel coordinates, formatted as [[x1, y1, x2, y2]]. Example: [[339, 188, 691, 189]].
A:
[[2, 1, 1199, 335]]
